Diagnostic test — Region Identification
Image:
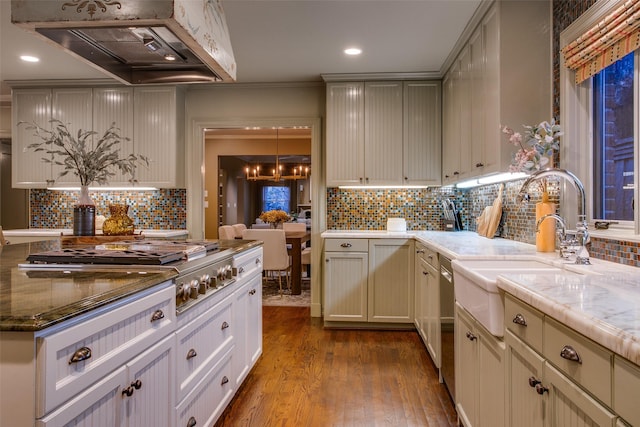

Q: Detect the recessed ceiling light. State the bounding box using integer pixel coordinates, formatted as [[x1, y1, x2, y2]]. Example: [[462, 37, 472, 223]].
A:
[[344, 48, 362, 56], [20, 55, 40, 63]]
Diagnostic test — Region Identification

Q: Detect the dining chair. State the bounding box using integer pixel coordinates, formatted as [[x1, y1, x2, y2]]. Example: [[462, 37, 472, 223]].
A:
[[232, 223, 247, 238], [218, 225, 235, 240], [0, 227, 7, 245], [242, 229, 291, 295]]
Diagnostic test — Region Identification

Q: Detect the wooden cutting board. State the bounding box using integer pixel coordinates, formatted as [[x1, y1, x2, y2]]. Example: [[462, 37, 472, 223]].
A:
[[476, 206, 492, 237], [484, 184, 504, 238]]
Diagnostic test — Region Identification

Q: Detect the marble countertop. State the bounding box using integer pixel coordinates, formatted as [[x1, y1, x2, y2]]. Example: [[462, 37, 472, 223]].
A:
[[3, 228, 189, 238], [0, 239, 259, 331], [322, 229, 640, 364]]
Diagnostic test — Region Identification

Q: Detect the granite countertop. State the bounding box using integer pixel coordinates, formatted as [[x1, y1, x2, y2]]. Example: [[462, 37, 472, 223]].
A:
[[0, 239, 261, 332], [322, 229, 640, 364]]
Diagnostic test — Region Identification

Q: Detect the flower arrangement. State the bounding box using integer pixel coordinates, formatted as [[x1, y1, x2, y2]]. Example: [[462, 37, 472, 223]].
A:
[[259, 209, 290, 226], [501, 119, 562, 174], [22, 119, 149, 187]]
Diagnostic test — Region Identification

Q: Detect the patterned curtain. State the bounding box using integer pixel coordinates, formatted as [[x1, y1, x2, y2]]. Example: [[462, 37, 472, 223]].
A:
[[562, 0, 640, 83]]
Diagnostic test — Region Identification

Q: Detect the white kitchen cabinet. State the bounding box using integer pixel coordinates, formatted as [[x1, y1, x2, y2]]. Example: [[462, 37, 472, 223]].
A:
[[504, 294, 618, 427], [367, 238, 414, 323], [325, 82, 365, 186], [12, 88, 52, 187], [232, 271, 262, 387], [131, 86, 185, 188], [403, 81, 441, 186], [324, 238, 369, 322], [11, 85, 184, 189], [455, 303, 505, 427], [414, 242, 440, 365], [364, 81, 404, 185], [326, 80, 441, 187], [442, 1, 551, 184]]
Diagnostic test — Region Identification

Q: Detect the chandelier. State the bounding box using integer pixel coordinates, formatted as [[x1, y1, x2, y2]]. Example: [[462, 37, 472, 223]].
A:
[[244, 128, 310, 181]]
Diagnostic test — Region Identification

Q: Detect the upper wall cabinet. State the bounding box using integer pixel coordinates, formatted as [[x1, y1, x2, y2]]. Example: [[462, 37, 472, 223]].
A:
[[11, 86, 185, 189], [326, 80, 441, 187], [442, 1, 551, 185]]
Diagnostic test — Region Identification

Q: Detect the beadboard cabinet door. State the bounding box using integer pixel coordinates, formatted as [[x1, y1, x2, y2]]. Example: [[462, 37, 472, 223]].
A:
[[403, 81, 441, 186], [132, 86, 185, 188], [364, 81, 403, 186], [12, 88, 52, 188], [326, 82, 365, 186], [324, 247, 369, 322], [92, 87, 134, 185]]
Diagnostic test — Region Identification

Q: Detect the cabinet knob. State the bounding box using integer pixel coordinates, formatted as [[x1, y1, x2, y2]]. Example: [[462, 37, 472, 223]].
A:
[[512, 313, 527, 326], [221, 321, 230, 330], [404, 176, 408, 180], [186, 349, 197, 360], [475, 162, 484, 168], [249, 289, 256, 295], [122, 386, 134, 397], [69, 346, 92, 364], [150, 309, 165, 322], [416, 249, 425, 254], [186, 416, 197, 427], [221, 376, 229, 386], [535, 383, 549, 395], [422, 271, 429, 276], [445, 174, 450, 178], [528, 376, 541, 387], [255, 258, 261, 265], [453, 171, 460, 176], [465, 331, 477, 341], [131, 379, 142, 390], [560, 345, 582, 364]]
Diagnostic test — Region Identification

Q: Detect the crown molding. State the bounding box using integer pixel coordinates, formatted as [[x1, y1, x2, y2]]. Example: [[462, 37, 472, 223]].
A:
[[321, 72, 440, 82]]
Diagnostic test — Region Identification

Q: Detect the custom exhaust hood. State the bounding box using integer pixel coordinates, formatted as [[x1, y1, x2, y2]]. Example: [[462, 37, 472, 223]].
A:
[[11, 0, 236, 84]]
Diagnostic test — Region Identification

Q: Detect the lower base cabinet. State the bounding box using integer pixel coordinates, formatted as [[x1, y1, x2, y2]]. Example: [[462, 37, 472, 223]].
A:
[[324, 238, 414, 325], [455, 303, 505, 427]]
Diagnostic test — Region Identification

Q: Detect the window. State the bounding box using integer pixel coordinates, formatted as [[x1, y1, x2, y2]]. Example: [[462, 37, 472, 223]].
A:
[[262, 186, 290, 212], [592, 52, 635, 222]]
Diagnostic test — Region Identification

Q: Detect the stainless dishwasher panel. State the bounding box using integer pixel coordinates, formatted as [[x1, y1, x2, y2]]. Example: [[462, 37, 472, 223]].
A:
[[439, 254, 455, 398]]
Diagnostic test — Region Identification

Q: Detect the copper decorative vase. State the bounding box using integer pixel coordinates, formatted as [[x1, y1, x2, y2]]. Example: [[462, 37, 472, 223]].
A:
[[102, 204, 135, 236]]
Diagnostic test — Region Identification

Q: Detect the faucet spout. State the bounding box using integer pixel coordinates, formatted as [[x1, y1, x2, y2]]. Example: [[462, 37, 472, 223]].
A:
[[536, 213, 566, 237], [518, 168, 590, 265]]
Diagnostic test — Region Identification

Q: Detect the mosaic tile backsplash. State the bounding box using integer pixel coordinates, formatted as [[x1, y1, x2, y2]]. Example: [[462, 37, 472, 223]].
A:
[[326, 183, 639, 268], [30, 189, 187, 230]]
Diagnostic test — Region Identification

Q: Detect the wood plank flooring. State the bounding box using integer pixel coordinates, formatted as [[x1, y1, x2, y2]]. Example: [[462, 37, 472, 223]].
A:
[[215, 306, 458, 427]]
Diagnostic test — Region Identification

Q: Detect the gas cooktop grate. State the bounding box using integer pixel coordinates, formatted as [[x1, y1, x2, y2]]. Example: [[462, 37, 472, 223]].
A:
[[26, 248, 186, 265]]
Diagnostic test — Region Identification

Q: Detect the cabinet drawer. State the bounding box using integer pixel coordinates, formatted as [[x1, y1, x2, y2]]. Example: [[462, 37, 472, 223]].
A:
[[233, 247, 263, 280], [36, 284, 175, 417], [176, 297, 233, 403], [416, 243, 439, 269], [176, 346, 234, 427], [614, 356, 640, 427], [544, 317, 612, 406], [504, 294, 543, 353], [325, 238, 368, 252]]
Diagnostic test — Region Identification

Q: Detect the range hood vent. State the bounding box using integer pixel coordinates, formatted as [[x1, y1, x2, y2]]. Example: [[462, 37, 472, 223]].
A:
[[11, 0, 236, 85]]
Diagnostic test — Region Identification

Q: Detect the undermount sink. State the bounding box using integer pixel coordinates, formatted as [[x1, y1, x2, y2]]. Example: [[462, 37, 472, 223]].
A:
[[451, 259, 567, 337]]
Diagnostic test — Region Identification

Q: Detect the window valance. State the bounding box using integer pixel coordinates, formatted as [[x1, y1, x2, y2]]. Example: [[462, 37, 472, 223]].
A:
[[562, 0, 640, 83]]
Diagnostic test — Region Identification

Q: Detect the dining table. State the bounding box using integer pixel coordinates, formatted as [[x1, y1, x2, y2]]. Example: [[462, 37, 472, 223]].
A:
[[285, 230, 311, 295]]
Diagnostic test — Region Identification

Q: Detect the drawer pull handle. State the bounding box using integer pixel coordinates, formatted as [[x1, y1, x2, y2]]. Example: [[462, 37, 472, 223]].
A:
[[427, 255, 434, 260], [528, 376, 541, 387], [69, 346, 92, 364], [423, 271, 428, 276], [150, 310, 165, 322], [239, 266, 245, 273], [221, 321, 230, 330], [186, 349, 197, 360], [249, 289, 256, 295], [122, 386, 134, 397], [221, 376, 229, 386], [512, 313, 527, 326], [416, 249, 425, 254], [131, 379, 142, 390], [465, 331, 477, 341], [187, 416, 197, 427], [255, 258, 261, 265], [560, 345, 582, 364], [535, 383, 549, 395], [340, 243, 352, 248]]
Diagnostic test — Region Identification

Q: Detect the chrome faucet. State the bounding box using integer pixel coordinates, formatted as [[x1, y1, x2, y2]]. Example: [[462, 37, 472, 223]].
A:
[[519, 168, 590, 265], [536, 213, 581, 261]]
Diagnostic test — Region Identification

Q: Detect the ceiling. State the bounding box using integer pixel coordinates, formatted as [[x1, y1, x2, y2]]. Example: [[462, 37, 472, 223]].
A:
[[0, 0, 482, 97]]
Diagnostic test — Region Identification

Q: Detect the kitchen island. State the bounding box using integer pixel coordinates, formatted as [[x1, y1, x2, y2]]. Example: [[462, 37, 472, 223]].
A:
[[0, 238, 264, 427]]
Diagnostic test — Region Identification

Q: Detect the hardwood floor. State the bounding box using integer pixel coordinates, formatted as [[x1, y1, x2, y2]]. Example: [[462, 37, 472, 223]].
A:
[[215, 306, 458, 427]]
